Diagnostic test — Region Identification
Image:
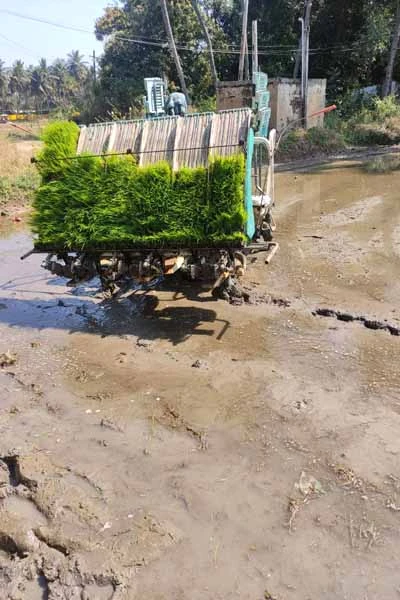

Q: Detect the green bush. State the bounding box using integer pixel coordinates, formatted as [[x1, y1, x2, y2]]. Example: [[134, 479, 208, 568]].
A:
[[372, 96, 400, 121], [32, 122, 247, 249], [346, 97, 400, 126], [338, 94, 400, 145], [336, 90, 377, 121], [194, 96, 217, 113]]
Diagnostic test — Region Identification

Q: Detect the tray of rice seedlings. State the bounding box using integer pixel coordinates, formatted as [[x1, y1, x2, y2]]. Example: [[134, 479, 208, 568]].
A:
[[31, 121, 247, 251]]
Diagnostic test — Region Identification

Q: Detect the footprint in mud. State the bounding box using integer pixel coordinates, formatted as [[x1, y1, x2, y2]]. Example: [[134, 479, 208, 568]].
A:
[[0, 457, 47, 559], [2, 495, 47, 527], [0, 453, 183, 599]]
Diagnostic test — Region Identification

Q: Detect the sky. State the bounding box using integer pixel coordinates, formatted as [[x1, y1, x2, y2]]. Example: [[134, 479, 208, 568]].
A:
[[0, 0, 105, 67]]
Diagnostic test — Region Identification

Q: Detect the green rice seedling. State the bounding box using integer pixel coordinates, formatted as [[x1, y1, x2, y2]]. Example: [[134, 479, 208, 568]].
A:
[[90, 155, 137, 245], [169, 165, 209, 241], [125, 162, 172, 237], [32, 122, 247, 249], [35, 121, 80, 182], [207, 154, 246, 238]]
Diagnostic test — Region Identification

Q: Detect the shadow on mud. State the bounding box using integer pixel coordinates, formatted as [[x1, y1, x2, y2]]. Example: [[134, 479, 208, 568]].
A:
[[137, 303, 230, 344], [0, 289, 230, 345]]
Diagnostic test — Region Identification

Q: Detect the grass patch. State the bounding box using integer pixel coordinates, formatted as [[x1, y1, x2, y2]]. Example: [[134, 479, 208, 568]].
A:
[[0, 172, 40, 207], [346, 119, 400, 146], [0, 131, 40, 178], [32, 122, 247, 249], [0, 124, 43, 209], [363, 154, 400, 173], [277, 127, 346, 162]]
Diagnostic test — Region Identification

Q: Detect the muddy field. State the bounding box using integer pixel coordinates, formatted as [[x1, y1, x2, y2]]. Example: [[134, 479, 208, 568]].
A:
[[1, 163, 400, 599]]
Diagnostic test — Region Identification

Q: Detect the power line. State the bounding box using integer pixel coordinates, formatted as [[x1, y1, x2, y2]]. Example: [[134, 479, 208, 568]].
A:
[[0, 8, 377, 59], [0, 32, 40, 60], [0, 9, 298, 50], [0, 9, 93, 35]]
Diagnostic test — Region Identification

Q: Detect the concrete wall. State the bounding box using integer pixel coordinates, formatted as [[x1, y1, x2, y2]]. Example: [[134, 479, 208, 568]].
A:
[[216, 81, 254, 111], [268, 78, 327, 130]]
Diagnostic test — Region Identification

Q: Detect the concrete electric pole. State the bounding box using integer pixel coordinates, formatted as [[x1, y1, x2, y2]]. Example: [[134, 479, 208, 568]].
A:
[[252, 20, 259, 75], [294, 0, 312, 81], [160, 0, 190, 101], [191, 0, 218, 88], [238, 0, 249, 80]]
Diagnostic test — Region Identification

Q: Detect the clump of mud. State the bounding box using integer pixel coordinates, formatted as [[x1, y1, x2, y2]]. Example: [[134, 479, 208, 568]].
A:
[[313, 307, 400, 336], [241, 289, 291, 308]]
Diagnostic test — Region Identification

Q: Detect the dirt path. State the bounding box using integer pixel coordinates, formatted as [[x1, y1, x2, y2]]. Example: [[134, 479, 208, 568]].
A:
[[1, 163, 400, 600]]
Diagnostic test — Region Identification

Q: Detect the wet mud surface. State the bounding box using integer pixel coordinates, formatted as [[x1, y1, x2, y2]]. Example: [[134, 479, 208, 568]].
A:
[[1, 163, 400, 599]]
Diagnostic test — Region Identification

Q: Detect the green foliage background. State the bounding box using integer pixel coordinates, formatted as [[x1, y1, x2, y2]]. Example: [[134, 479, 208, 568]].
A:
[[94, 0, 400, 117], [3, 1, 400, 120]]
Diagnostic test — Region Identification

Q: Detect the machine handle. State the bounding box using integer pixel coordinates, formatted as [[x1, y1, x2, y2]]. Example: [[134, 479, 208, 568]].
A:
[[308, 104, 337, 118], [276, 104, 337, 150], [20, 249, 35, 260], [7, 121, 41, 139]]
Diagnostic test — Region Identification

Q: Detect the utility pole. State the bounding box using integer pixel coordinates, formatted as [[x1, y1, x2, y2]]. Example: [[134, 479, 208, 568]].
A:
[[252, 20, 259, 75], [304, 2, 312, 128], [238, 0, 249, 80], [299, 18, 305, 101], [190, 0, 218, 88], [294, 0, 312, 80], [92, 50, 97, 84], [244, 37, 250, 80], [383, 1, 400, 97], [160, 0, 190, 101]]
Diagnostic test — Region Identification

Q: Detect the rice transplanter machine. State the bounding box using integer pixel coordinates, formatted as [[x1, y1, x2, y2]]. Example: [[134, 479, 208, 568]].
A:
[[27, 74, 278, 300]]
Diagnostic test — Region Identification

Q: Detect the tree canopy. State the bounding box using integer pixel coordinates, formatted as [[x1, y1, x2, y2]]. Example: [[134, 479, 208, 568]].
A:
[[2, 0, 400, 118], [94, 0, 400, 114]]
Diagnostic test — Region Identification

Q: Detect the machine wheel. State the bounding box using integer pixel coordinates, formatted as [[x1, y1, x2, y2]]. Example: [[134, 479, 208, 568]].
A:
[[261, 224, 273, 242], [212, 275, 249, 303]]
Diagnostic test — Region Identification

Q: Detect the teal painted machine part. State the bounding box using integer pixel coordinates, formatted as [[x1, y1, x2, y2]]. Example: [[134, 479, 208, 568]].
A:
[[245, 128, 255, 240], [253, 71, 271, 137]]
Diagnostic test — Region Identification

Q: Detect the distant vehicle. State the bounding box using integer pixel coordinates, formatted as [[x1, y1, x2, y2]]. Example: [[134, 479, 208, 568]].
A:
[[0, 110, 50, 123]]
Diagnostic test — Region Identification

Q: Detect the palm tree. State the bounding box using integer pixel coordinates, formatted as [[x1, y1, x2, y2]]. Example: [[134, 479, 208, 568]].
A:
[[8, 60, 28, 110], [50, 59, 70, 105], [30, 58, 53, 110], [67, 50, 87, 82]]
